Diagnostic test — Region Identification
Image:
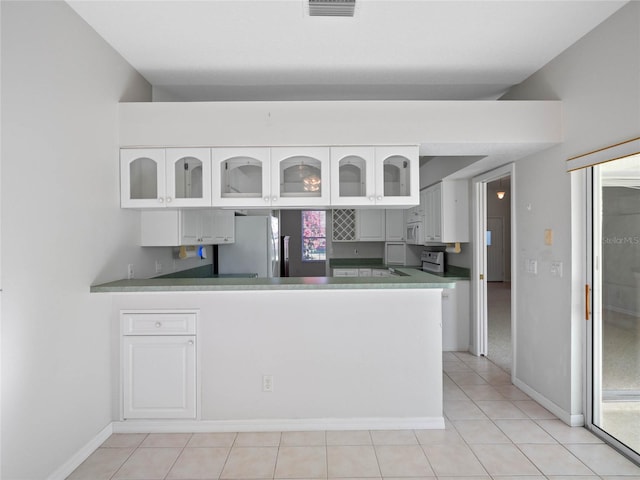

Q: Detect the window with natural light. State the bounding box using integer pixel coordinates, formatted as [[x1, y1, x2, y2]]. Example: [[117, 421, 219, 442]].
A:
[[301, 211, 326, 261]]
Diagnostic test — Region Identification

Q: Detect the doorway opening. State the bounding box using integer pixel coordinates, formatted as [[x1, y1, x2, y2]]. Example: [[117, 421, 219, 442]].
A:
[[486, 177, 512, 373], [471, 163, 516, 380]]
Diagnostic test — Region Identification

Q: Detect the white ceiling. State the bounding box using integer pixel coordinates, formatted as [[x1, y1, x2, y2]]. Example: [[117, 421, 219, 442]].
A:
[[67, 0, 627, 102]]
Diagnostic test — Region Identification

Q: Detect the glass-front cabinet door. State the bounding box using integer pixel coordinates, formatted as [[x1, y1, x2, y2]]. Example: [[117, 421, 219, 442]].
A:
[[166, 148, 211, 207], [330, 146, 376, 206], [374, 145, 419, 206], [120, 148, 166, 208], [212, 147, 271, 207], [270, 147, 330, 207]]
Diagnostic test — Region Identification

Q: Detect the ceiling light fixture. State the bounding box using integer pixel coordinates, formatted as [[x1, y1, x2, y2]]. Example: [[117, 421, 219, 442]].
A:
[[309, 0, 355, 17], [497, 178, 506, 200]]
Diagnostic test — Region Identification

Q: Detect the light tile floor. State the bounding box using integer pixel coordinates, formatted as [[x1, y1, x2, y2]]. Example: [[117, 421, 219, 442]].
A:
[[67, 352, 640, 480]]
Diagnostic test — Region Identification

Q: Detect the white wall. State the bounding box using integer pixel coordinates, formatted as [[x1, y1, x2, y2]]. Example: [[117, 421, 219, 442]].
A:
[[1, 2, 152, 478], [111, 289, 444, 426], [501, 2, 640, 420]]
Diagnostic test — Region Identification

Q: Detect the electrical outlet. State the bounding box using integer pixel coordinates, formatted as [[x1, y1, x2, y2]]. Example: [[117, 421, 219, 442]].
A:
[[262, 375, 273, 392], [127, 264, 134, 279], [155, 260, 162, 274]]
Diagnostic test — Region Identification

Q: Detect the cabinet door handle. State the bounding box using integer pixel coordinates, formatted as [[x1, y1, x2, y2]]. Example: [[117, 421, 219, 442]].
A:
[[166, 197, 172, 203], [377, 195, 383, 201], [188, 340, 194, 346], [155, 322, 162, 328], [272, 196, 278, 202], [368, 196, 375, 202], [158, 197, 164, 203], [264, 196, 270, 203]]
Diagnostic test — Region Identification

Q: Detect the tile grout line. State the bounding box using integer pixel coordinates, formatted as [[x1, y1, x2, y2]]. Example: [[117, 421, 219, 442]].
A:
[[218, 432, 238, 480], [162, 432, 193, 480], [449, 353, 601, 477], [446, 357, 546, 478], [107, 433, 149, 480]]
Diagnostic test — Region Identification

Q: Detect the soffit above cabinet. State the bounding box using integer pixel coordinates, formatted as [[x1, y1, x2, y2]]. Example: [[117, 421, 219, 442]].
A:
[[119, 100, 562, 179]]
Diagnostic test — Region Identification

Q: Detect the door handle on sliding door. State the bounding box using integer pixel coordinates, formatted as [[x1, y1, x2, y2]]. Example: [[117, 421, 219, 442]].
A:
[[585, 284, 591, 321]]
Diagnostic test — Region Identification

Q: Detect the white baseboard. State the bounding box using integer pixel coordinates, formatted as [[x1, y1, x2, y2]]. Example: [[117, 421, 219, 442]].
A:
[[112, 416, 445, 433], [46, 423, 113, 480], [513, 378, 584, 427]]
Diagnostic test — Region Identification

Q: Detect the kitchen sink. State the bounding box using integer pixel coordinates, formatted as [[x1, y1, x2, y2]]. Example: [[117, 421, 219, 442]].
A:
[[387, 268, 409, 276]]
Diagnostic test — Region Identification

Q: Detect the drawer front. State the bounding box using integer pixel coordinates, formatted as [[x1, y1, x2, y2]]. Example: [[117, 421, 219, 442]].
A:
[[122, 312, 197, 335], [332, 268, 359, 277]]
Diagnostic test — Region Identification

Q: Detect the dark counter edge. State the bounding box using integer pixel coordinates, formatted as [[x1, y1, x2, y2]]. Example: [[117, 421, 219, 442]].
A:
[[90, 267, 461, 293]]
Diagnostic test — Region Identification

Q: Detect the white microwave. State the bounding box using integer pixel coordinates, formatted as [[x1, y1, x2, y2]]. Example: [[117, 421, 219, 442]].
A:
[[406, 221, 423, 245]]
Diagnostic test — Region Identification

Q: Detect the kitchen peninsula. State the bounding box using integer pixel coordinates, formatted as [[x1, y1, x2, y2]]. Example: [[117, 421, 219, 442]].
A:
[[93, 268, 452, 432]]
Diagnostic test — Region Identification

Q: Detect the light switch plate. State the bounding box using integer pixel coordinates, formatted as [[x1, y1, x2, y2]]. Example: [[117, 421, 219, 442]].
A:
[[527, 259, 538, 274], [551, 261, 563, 277]]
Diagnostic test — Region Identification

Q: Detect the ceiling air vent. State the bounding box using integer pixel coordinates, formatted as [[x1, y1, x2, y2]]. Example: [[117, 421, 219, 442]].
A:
[[308, 0, 355, 17]]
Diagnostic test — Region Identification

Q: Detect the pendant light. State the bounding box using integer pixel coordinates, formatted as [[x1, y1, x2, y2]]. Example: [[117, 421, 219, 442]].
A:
[[497, 178, 506, 200]]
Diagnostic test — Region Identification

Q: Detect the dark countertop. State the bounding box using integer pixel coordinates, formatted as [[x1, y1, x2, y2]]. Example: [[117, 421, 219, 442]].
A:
[[90, 266, 457, 293]]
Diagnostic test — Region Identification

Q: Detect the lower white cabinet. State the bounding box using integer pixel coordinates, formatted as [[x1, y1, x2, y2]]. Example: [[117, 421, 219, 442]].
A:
[[121, 311, 197, 419], [332, 267, 394, 277], [441, 280, 470, 351], [141, 209, 235, 246], [332, 268, 359, 277]]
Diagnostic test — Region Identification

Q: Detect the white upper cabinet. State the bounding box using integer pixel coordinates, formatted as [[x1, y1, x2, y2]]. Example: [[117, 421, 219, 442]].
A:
[[122, 145, 416, 209], [385, 209, 405, 241], [121, 148, 166, 208], [166, 148, 212, 207], [212, 147, 271, 208], [424, 180, 469, 243], [356, 209, 386, 241], [424, 184, 442, 243], [270, 147, 330, 207], [140, 209, 235, 246], [375, 146, 419, 206], [331, 146, 419, 207], [121, 148, 211, 208], [330, 146, 376, 206]]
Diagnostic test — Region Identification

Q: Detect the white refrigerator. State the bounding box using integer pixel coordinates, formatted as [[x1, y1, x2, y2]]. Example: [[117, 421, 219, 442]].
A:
[[218, 216, 279, 278]]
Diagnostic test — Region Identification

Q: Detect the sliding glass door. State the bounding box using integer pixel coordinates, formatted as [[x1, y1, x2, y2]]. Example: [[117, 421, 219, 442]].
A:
[[590, 153, 640, 460]]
